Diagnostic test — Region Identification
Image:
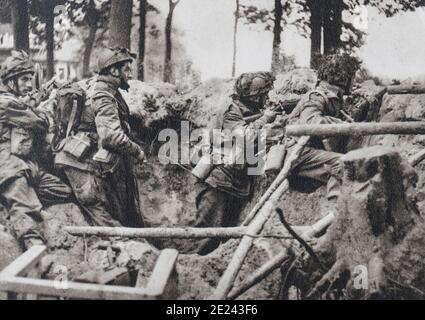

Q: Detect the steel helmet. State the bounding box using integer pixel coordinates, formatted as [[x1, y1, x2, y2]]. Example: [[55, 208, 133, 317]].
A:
[[317, 53, 361, 88], [97, 47, 136, 73], [0, 50, 34, 84], [234, 72, 275, 98]]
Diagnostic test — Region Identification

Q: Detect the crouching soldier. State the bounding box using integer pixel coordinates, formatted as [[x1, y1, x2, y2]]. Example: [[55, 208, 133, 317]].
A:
[[55, 47, 145, 227], [192, 72, 277, 255], [284, 53, 361, 203], [0, 50, 72, 250]]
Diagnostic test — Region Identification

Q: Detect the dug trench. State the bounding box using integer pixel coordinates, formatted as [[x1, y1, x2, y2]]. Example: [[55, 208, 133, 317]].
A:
[[2, 69, 425, 300]]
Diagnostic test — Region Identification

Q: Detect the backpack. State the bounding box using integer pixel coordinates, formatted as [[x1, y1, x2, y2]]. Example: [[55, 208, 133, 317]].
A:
[[51, 82, 87, 152]]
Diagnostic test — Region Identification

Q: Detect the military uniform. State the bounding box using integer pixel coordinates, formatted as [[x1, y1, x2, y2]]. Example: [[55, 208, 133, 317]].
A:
[[193, 72, 275, 254], [285, 81, 345, 199], [55, 75, 144, 227], [0, 88, 72, 245]]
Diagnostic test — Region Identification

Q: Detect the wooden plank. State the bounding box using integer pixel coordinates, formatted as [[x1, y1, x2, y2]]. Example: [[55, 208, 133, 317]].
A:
[[228, 248, 290, 300], [409, 149, 425, 167], [65, 226, 248, 239], [0, 245, 46, 278], [0, 248, 179, 300], [210, 180, 290, 300], [228, 211, 336, 300], [387, 84, 425, 95], [65, 226, 308, 240], [146, 249, 179, 299], [301, 212, 336, 240], [285, 122, 425, 138], [0, 277, 156, 300], [242, 136, 310, 226]]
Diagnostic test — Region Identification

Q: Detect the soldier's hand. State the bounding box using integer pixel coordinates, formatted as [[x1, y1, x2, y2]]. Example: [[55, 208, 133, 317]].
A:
[[136, 150, 147, 164], [262, 109, 278, 124]]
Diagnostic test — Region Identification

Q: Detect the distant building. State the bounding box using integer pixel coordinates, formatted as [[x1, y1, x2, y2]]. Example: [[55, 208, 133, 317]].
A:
[[0, 23, 81, 83]]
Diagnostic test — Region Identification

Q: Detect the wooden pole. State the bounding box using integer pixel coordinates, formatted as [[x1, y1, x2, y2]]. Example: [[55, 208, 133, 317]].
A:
[[64, 226, 308, 239], [227, 211, 336, 300], [242, 136, 310, 226], [286, 122, 425, 138], [409, 149, 425, 167], [387, 84, 425, 95], [65, 226, 247, 239], [210, 180, 290, 300]]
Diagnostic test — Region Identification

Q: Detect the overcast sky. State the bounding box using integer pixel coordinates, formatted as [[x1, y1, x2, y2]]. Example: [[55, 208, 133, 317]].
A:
[[149, 0, 425, 82]]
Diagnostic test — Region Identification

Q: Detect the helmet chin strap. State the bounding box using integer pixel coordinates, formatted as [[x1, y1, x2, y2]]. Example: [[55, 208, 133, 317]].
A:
[[107, 66, 130, 91], [6, 78, 22, 96]]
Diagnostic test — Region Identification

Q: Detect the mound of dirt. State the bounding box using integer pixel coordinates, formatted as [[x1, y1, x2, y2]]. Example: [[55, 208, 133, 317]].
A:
[[121, 80, 182, 127], [181, 78, 235, 129]]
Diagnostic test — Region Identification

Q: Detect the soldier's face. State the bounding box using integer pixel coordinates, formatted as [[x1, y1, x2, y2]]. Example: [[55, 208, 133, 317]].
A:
[[9, 73, 33, 96], [119, 62, 132, 83]]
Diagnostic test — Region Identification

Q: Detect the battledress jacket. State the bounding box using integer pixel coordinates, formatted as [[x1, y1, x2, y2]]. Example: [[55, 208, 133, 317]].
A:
[[0, 87, 49, 186], [286, 80, 346, 151], [205, 99, 267, 198], [54, 75, 144, 227], [55, 76, 143, 173]]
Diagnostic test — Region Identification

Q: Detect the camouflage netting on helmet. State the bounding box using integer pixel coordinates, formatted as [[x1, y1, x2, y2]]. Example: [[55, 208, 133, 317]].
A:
[[233, 71, 275, 98], [268, 68, 318, 107], [316, 53, 361, 86], [0, 50, 34, 83]]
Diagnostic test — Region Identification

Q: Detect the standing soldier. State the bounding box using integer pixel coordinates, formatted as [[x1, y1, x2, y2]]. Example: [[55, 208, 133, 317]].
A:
[[284, 53, 361, 202], [193, 72, 277, 255], [55, 47, 145, 227], [0, 50, 72, 250]]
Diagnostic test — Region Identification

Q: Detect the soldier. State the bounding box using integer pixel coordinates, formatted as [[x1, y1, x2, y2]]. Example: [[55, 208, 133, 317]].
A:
[[0, 50, 72, 250], [55, 47, 145, 227], [193, 72, 277, 255], [284, 53, 361, 202]]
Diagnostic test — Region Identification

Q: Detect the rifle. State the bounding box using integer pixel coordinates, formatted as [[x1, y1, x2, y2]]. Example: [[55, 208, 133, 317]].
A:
[[243, 97, 299, 123], [28, 75, 59, 107]]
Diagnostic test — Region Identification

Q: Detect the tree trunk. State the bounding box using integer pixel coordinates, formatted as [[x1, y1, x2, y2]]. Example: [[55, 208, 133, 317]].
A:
[[45, 0, 55, 79], [271, 0, 283, 75], [231, 0, 240, 77], [82, 24, 97, 77], [138, 0, 147, 81], [163, 0, 180, 83], [307, 0, 322, 67], [10, 0, 30, 52], [81, 0, 99, 78], [109, 0, 133, 48], [323, 0, 342, 54]]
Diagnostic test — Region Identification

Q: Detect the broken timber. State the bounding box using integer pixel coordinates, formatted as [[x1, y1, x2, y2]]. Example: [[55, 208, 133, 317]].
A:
[[210, 137, 310, 300], [227, 211, 336, 300], [387, 84, 425, 95], [64, 226, 308, 239], [0, 246, 179, 300], [286, 121, 425, 137], [242, 136, 311, 226]]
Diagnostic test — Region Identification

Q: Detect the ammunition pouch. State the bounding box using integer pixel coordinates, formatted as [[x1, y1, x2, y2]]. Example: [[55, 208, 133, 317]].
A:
[[62, 132, 94, 161]]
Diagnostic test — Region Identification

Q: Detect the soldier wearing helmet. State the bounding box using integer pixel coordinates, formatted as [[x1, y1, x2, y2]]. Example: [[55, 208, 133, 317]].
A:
[[191, 71, 278, 255], [0, 50, 72, 250], [57, 47, 145, 227], [283, 53, 361, 203], [1, 50, 35, 97]]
